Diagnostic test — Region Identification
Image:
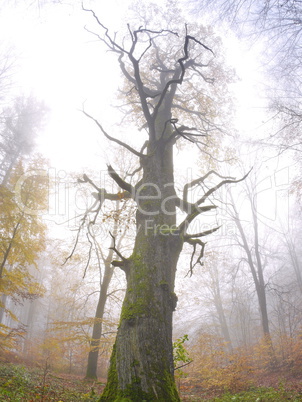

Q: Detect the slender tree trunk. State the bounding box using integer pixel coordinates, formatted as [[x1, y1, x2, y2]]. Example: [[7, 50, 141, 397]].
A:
[[256, 283, 270, 336], [86, 203, 127, 379], [231, 191, 276, 366], [213, 292, 233, 352], [22, 300, 36, 356], [232, 199, 271, 338], [0, 294, 7, 323], [85, 260, 113, 379], [252, 205, 271, 337], [209, 265, 233, 351], [286, 237, 302, 294], [0, 219, 21, 279], [0, 150, 20, 186], [0, 219, 22, 323]]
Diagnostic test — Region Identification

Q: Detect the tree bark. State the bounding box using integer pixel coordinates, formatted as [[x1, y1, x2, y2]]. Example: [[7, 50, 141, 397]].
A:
[[100, 142, 183, 400], [213, 290, 233, 352], [85, 258, 114, 379]]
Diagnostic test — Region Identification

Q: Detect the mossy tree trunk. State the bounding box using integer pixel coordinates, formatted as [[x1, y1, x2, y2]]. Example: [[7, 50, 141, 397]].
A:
[[100, 138, 183, 400], [81, 8, 247, 400]]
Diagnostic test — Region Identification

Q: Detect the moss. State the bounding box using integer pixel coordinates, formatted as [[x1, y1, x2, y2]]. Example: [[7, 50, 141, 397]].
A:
[[100, 234, 181, 401], [159, 280, 169, 291], [102, 374, 180, 401], [162, 370, 181, 401], [120, 251, 160, 322], [169, 292, 178, 311], [99, 344, 118, 401]]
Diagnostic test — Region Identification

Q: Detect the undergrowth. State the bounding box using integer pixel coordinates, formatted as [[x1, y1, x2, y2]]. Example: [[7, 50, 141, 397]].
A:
[[0, 363, 102, 401], [0, 362, 302, 401], [212, 385, 302, 401]]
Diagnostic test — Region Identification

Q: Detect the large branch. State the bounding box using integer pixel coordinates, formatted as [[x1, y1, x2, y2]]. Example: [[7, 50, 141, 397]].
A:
[[107, 164, 134, 195], [178, 205, 217, 234], [178, 169, 252, 234], [184, 226, 221, 239], [174, 196, 215, 214], [82, 11, 154, 130], [126, 27, 179, 133], [153, 29, 214, 119], [196, 169, 252, 205], [183, 170, 235, 204], [82, 110, 145, 159], [167, 121, 207, 145]]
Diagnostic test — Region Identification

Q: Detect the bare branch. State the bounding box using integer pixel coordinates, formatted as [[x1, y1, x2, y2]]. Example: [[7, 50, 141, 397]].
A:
[[184, 226, 221, 239], [196, 169, 252, 205], [82, 110, 146, 158], [78, 173, 102, 192], [174, 360, 193, 371], [178, 205, 217, 234], [92, 189, 132, 203], [168, 121, 207, 144], [153, 31, 214, 118], [83, 231, 93, 279], [109, 232, 130, 276], [82, 6, 129, 55], [178, 169, 251, 235], [184, 237, 205, 277], [62, 194, 101, 265], [183, 170, 235, 204], [109, 232, 127, 261]]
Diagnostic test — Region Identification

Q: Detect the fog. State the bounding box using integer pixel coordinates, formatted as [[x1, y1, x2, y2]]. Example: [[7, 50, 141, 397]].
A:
[[1, 0, 302, 399]]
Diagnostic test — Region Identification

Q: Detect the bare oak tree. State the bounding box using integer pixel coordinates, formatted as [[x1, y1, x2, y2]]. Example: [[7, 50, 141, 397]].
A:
[[80, 7, 247, 400]]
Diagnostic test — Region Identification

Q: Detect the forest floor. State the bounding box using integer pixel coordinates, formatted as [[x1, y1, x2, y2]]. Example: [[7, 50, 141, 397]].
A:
[[180, 370, 302, 401], [0, 361, 302, 401]]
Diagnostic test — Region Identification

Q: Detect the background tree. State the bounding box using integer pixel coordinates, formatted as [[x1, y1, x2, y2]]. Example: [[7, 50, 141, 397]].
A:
[[84, 199, 131, 379], [229, 187, 271, 338], [200, 252, 233, 351], [0, 96, 47, 185], [0, 156, 48, 335], [191, 0, 302, 162]]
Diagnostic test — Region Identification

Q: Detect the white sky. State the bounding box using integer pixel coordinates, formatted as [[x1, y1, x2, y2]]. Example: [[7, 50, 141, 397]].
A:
[[0, 0, 268, 172], [0, 1, 132, 170], [1, 0, 288, 229]]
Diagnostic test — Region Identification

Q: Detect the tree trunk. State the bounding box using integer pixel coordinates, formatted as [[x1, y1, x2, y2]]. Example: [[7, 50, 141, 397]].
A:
[[100, 146, 183, 401], [213, 293, 233, 352], [0, 294, 7, 323], [286, 237, 302, 294], [255, 269, 270, 336], [85, 261, 113, 379], [78, 17, 239, 399], [86, 204, 126, 379], [232, 198, 271, 338]]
